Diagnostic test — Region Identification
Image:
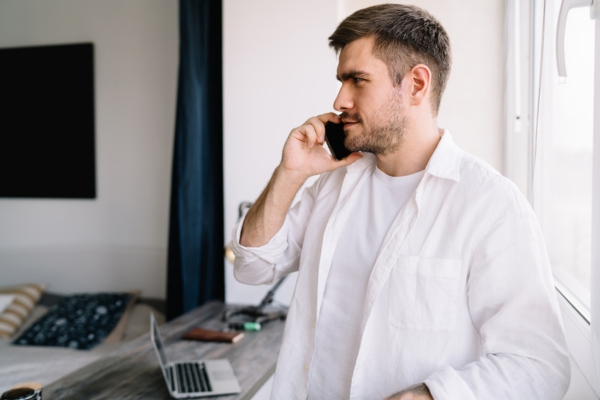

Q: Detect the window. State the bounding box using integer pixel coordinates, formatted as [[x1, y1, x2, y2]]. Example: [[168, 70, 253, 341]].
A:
[[508, 0, 595, 317], [538, 3, 594, 317], [507, 0, 600, 394]]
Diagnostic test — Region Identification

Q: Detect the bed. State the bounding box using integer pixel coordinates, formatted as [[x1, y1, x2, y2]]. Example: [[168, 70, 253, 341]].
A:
[[0, 288, 165, 395]]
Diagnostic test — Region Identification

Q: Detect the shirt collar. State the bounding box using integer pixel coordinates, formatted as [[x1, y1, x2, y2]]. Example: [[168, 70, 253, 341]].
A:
[[425, 130, 461, 182], [345, 129, 461, 182]]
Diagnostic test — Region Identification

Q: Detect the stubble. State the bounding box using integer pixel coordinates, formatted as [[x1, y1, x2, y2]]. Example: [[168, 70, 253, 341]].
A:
[[342, 90, 407, 156]]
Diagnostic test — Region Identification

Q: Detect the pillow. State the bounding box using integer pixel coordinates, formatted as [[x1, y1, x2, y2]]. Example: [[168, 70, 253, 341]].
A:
[[102, 291, 139, 343], [0, 284, 45, 338], [38, 291, 67, 308], [13, 292, 137, 350]]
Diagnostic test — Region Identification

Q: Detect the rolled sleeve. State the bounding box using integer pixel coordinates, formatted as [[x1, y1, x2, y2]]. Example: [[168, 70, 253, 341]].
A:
[[231, 213, 291, 265], [424, 365, 477, 400], [230, 214, 292, 285]]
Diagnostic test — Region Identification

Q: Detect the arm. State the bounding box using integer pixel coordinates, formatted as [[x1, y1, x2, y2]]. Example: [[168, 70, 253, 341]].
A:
[[424, 206, 570, 399], [239, 165, 305, 248], [233, 113, 362, 283]]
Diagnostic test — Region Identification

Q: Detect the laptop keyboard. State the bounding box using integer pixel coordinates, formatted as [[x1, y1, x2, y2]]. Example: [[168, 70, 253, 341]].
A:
[[173, 362, 213, 394]]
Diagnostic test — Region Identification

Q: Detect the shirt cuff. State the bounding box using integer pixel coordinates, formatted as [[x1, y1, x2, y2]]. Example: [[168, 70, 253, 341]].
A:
[[424, 365, 477, 400], [230, 213, 290, 264]]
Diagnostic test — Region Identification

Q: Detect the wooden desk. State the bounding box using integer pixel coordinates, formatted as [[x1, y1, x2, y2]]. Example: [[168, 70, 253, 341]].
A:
[[43, 302, 285, 399]]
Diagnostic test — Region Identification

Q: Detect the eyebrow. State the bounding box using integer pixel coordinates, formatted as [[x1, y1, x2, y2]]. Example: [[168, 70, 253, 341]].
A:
[[336, 70, 370, 82]]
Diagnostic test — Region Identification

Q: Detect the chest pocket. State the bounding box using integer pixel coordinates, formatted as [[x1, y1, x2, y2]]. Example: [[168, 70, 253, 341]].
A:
[[388, 255, 462, 332]]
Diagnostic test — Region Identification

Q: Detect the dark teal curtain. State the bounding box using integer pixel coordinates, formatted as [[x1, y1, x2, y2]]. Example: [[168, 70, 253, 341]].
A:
[[166, 0, 224, 320]]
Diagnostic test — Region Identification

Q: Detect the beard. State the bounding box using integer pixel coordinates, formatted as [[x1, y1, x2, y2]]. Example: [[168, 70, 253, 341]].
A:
[[341, 91, 407, 156]]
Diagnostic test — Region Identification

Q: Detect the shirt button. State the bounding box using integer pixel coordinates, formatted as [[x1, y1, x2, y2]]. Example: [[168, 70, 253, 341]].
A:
[[312, 323, 316, 329], [304, 364, 309, 372]]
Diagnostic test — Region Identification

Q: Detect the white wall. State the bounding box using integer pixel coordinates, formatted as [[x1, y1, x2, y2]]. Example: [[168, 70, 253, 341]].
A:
[[223, 0, 340, 305], [0, 0, 178, 299]]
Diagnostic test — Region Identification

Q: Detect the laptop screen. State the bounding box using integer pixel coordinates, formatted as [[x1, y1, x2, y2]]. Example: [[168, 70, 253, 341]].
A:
[[151, 314, 169, 367]]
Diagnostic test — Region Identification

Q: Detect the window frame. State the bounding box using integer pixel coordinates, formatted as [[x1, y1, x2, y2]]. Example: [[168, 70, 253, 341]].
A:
[[505, 0, 600, 395]]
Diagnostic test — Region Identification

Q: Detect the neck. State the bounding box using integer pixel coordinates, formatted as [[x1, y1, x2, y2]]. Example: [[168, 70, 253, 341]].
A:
[[376, 118, 442, 177]]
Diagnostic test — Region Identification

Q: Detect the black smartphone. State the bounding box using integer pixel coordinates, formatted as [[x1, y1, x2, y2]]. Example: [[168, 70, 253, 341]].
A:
[[325, 122, 352, 161]]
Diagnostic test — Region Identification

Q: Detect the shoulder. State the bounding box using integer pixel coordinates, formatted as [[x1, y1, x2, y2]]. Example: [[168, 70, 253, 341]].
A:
[[454, 148, 533, 220]]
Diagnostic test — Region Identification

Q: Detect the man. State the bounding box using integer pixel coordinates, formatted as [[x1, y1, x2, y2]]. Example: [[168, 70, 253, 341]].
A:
[[231, 4, 570, 399]]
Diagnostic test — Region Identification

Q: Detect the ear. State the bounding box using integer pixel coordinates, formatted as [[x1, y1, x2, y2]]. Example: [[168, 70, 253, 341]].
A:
[[407, 64, 431, 107]]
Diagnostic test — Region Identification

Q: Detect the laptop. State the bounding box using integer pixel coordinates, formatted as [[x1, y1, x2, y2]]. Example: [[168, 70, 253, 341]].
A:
[[150, 314, 242, 398]]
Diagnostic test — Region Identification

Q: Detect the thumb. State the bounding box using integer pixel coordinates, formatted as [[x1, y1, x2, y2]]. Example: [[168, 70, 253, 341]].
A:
[[336, 152, 363, 167]]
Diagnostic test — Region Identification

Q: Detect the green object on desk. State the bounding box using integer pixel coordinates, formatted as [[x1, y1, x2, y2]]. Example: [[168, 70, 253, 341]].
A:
[[244, 322, 261, 331], [229, 322, 261, 331]]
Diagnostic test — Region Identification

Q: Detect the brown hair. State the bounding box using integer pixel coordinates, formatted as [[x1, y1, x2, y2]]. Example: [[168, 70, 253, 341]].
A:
[[329, 3, 451, 114]]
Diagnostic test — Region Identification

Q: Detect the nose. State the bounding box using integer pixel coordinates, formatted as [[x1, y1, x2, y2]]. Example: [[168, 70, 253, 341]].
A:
[[333, 83, 353, 112]]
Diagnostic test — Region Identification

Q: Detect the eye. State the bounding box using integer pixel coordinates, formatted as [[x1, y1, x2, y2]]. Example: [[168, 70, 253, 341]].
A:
[[353, 77, 364, 83]]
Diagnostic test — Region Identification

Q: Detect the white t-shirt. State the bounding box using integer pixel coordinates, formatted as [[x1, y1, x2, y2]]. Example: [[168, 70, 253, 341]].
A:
[[307, 166, 425, 399]]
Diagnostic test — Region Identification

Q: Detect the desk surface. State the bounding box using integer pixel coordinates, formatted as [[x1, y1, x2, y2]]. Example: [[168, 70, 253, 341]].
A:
[[43, 301, 285, 400]]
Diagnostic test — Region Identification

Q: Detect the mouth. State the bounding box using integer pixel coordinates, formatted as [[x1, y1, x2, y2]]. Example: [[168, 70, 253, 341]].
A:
[[342, 121, 358, 129]]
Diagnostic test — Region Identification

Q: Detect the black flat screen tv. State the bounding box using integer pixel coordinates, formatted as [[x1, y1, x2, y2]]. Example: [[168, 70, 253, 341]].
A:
[[0, 42, 96, 199]]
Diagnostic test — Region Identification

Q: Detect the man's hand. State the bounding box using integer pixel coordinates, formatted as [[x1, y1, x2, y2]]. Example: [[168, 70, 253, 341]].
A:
[[240, 112, 361, 248], [385, 383, 433, 400], [280, 112, 362, 184]]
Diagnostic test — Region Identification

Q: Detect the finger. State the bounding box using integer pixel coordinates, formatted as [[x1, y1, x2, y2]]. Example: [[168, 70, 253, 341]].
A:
[[305, 116, 327, 144], [299, 124, 318, 148], [330, 152, 363, 167], [316, 112, 341, 125], [309, 113, 342, 143], [302, 112, 340, 126], [304, 113, 341, 136]]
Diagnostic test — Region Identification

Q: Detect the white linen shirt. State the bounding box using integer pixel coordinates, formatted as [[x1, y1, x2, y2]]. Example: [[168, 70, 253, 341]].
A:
[[232, 131, 570, 400]]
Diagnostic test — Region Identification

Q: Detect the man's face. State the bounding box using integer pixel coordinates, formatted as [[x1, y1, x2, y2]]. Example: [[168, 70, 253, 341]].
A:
[[334, 36, 407, 156]]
